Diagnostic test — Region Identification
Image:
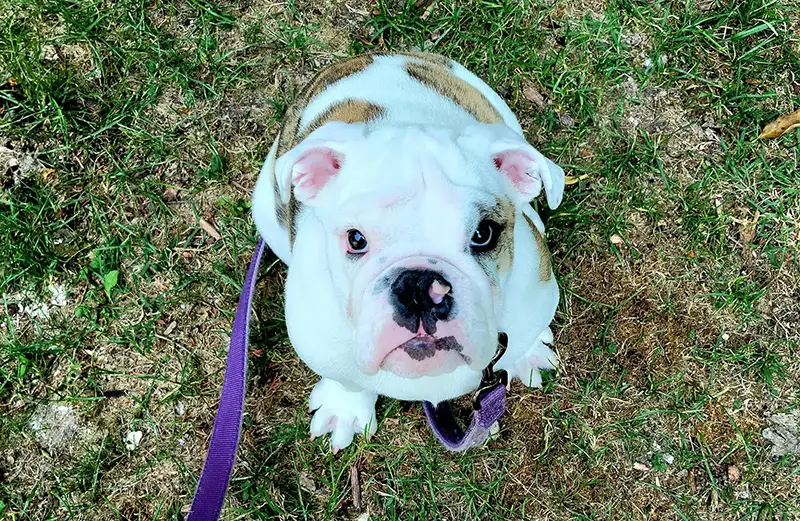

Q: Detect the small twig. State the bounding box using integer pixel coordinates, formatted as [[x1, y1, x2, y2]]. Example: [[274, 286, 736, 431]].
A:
[[350, 463, 361, 511]]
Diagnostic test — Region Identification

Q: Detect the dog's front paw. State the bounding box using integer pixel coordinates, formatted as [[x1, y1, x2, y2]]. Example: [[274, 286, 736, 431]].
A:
[[506, 327, 558, 388], [308, 378, 378, 452]]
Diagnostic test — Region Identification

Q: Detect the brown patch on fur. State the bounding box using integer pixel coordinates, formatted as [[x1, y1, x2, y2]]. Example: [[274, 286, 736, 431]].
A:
[[494, 198, 516, 274], [494, 233, 514, 275], [404, 61, 502, 124], [271, 131, 287, 226], [277, 54, 374, 158], [472, 199, 515, 283], [272, 55, 375, 240], [523, 213, 552, 282], [301, 99, 384, 138], [390, 51, 451, 66]]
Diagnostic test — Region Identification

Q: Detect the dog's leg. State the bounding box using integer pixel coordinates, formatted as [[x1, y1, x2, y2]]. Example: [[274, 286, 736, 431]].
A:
[[308, 378, 378, 452], [504, 327, 557, 388]]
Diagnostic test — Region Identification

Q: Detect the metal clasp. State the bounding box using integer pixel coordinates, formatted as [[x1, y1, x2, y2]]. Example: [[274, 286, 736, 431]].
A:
[[473, 333, 509, 410]]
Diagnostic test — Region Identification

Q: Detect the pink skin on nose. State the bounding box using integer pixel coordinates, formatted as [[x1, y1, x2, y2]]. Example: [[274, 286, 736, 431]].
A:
[[428, 280, 450, 305]]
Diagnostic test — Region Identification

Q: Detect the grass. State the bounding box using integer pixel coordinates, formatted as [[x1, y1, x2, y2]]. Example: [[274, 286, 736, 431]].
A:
[[1, 0, 799, 519]]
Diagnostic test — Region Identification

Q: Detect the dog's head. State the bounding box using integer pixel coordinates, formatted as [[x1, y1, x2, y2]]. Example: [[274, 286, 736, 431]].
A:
[[276, 122, 564, 381]]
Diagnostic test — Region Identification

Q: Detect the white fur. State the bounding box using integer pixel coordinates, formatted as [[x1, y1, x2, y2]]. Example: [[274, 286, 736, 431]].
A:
[[252, 54, 564, 450], [309, 378, 378, 452]]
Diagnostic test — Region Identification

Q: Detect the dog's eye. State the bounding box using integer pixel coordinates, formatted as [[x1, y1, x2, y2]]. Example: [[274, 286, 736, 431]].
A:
[[346, 229, 369, 254], [470, 220, 501, 252]]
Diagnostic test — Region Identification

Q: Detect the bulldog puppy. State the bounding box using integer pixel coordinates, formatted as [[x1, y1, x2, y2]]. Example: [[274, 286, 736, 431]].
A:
[[252, 52, 564, 451]]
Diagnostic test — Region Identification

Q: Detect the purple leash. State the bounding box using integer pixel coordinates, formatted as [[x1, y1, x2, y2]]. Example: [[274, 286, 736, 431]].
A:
[[422, 334, 508, 451], [186, 239, 507, 519], [186, 239, 265, 521]]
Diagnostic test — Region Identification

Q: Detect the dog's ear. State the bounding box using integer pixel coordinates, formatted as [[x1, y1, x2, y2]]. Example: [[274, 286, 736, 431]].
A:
[[461, 124, 565, 209], [490, 144, 565, 209], [276, 122, 367, 204]]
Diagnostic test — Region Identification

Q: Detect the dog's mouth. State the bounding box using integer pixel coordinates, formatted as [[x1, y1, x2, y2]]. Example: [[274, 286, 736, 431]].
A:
[[394, 335, 471, 363], [377, 334, 472, 378]]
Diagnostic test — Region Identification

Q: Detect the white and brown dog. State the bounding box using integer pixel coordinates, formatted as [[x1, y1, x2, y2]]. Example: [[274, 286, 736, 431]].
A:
[[252, 52, 564, 450]]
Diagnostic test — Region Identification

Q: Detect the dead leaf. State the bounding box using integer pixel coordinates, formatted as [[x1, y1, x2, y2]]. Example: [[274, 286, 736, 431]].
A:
[[740, 210, 760, 243], [727, 465, 741, 483], [759, 107, 800, 139], [199, 218, 222, 241], [610, 234, 624, 245], [299, 472, 317, 493], [41, 168, 55, 180], [564, 174, 591, 185], [162, 186, 181, 202], [522, 83, 547, 110], [164, 320, 177, 336], [558, 113, 575, 127]]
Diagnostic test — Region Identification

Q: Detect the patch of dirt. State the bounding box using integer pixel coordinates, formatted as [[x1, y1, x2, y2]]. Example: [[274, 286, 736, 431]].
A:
[[39, 43, 99, 80], [551, 0, 605, 20], [29, 404, 79, 453], [0, 142, 45, 186], [600, 77, 715, 157], [762, 410, 800, 457], [555, 248, 729, 382], [147, 87, 193, 132]]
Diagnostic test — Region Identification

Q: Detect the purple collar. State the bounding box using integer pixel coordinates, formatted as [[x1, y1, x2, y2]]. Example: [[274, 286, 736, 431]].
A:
[[186, 240, 508, 520]]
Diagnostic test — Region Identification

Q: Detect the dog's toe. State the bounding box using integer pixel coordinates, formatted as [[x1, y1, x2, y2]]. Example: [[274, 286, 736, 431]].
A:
[[506, 327, 558, 388], [307, 378, 378, 451]]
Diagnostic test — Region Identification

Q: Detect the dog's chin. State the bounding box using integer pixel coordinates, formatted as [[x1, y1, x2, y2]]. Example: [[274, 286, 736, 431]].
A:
[[381, 349, 468, 378], [379, 336, 470, 378]]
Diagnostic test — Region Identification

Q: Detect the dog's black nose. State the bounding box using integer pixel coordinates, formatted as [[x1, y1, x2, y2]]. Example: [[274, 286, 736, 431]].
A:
[[390, 269, 454, 334]]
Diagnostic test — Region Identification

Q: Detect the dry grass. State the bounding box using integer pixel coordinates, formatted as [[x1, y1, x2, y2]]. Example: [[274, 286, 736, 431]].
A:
[[1, 0, 799, 519]]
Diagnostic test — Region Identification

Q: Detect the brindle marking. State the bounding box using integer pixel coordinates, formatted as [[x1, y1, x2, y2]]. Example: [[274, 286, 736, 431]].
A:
[[276, 55, 374, 158], [389, 51, 451, 66], [301, 99, 385, 139], [493, 198, 516, 274], [404, 61, 503, 124], [523, 213, 552, 282], [470, 198, 515, 282]]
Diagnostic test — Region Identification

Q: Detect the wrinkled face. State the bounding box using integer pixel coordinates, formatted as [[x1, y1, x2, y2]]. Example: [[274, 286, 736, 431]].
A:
[[309, 127, 516, 379]]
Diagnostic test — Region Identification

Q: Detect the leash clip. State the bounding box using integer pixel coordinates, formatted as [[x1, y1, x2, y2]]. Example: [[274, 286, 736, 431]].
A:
[[473, 333, 509, 410]]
